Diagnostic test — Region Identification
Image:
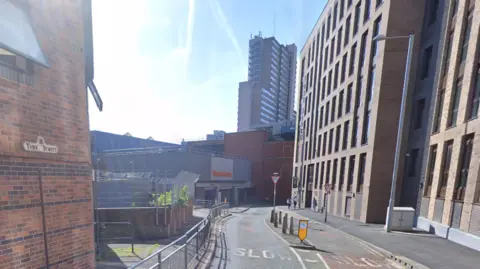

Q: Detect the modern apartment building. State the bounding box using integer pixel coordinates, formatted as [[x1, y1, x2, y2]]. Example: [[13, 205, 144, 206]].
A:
[[417, 0, 480, 250], [292, 0, 430, 223], [237, 33, 297, 131]]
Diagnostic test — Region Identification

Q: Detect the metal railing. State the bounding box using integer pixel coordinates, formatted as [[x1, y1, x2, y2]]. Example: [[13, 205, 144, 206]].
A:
[[194, 199, 215, 209], [130, 202, 229, 269]]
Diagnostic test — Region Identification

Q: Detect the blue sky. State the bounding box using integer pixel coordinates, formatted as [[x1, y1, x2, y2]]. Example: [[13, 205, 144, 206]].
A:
[[89, 0, 327, 143]]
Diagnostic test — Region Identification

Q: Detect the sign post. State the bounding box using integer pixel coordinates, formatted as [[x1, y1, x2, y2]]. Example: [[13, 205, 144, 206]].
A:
[[272, 173, 280, 212], [324, 183, 331, 223], [298, 220, 308, 242]]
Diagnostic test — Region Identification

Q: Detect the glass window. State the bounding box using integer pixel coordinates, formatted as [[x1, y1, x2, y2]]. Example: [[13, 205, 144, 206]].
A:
[[469, 67, 480, 119], [424, 145, 437, 197], [448, 79, 462, 127], [432, 89, 445, 133], [361, 110, 370, 145], [343, 120, 350, 150], [437, 140, 453, 198], [461, 14, 472, 62], [357, 153, 367, 192], [347, 155, 355, 191], [364, 0, 371, 23], [346, 83, 352, 113], [345, 15, 351, 47], [455, 134, 474, 200]]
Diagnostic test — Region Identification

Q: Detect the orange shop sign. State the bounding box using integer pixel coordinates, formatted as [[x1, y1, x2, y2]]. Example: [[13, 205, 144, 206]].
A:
[[212, 170, 233, 178]]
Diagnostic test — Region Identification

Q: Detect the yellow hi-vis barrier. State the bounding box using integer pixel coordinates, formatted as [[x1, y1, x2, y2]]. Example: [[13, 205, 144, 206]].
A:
[[298, 220, 308, 242]]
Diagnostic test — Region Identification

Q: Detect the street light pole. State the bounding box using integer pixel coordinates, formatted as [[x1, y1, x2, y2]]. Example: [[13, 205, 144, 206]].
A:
[[373, 34, 415, 232]]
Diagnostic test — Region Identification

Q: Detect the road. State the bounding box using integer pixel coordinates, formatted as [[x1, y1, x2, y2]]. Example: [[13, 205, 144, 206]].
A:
[[209, 206, 402, 269]]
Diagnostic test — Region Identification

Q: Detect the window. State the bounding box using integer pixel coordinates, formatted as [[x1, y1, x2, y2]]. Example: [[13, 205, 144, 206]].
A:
[[324, 46, 329, 68], [443, 32, 453, 75], [437, 140, 453, 198], [332, 97, 337, 122], [322, 131, 327, 155], [340, 0, 345, 19], [339, 157, 346, 190], [317, 134, 322, 157], [348, 0, 353, 8], [314, 163, 320, 189], [451, 0, 458, 18], [361, 110, 370, 145], [349, 43, 357, 75], [327, 13, 331, 39], [335, 125, 341, 152], [328, 70, 333, 95], [428, 0, 439, 25], [469, 67, 480, 119], [432, 90, 445, 133], [326, 161, 331, 185], [332, 159, 338, 189], [355, 76, 363, 109], [422, 46, 433, 79], [408, 149, 419, 177], [308, 92, 312, 112], [461, 14, 472, 62], [330, 37, 335, 63], [357, 153, 366, 192], [414, 99, 426, 129], [367, 66, 376, 104], [347, 155, 355, 191], [326, 101, 330, 124], [312, 133, 317, 157], [345, 15, 351, 47], [328, 129, 334, 154], [376, 0, 383, 8], [334, 62, 339, 89], [320, 162, 325, 189], [353, 2, 361, 35], [351, 116, 358, 147], [343, 121, 349, 150], [448, 79, 462, 127], [341, 53, 347, 83], [320, 106, 324, 127], [304, 141, 309, 160], [424, 145, 438, 196], [322, 76, 327, 99], [339, 90, 344, 118], [0, 49, 35, 86], [359, 31, 369, 70], [454, 134, 474, 200], [346, 83, 352, 113], [333, 3, 338, 30], [337, 27, 343, 56], [364, 0, 371, 23], [371, 16, 382, 59]]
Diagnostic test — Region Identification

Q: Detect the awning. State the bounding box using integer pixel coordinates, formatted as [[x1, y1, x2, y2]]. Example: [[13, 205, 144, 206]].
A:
[[0, 0, 49, 67]]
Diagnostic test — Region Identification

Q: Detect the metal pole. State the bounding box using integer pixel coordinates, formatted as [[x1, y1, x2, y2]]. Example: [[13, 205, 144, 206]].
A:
[[164, 170, 167, 226], [155, 169, 159, 226], [324, 192, 328, 223], [273, 183, 277, 212], [385, 34, 415, 232]]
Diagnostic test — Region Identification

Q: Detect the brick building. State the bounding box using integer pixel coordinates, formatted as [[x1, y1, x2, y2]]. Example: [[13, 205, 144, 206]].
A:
[[1, 1, 98, 268], [293, 0, 429, 223]]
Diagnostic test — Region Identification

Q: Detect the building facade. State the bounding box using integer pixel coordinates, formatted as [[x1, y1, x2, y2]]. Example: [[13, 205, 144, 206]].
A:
[[292, 0, 429, 223], [237, 34, 297, 131], [417, 0, 480, 250], [0, 0, 97, 268]]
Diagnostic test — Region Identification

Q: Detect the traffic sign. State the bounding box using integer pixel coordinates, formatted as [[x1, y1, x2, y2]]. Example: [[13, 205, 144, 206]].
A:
[[272, 175, 280, 184], [298, 220, 308, 242]]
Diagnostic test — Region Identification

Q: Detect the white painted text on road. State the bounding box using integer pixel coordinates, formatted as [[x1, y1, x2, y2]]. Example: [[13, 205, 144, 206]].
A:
[[234, 248, 291, 261]]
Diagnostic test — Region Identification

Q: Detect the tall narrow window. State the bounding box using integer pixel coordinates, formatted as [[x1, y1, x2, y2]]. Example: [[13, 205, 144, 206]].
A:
[[341, 53, 348, 83], [326, 101, 330, 124], [371, 16, 382, 59], [333, 3, 338, 30], [332, 159, 338, 190], [448, 79, 462, 127], [349, 43, 357, 75], [320, 106, 324, 128], [345, 15, 351, 47], [343, 120, 350, 150], [461, 13, 472, 62], [367, 66, 376, 104], [454, 134, 474, 200], [338, 90, 344, 118], [334, 62, 339, 89], [327, 13, 331, 39], [326, 161, 331, 185], [328, 70, 333, 95], [346, 83, 353, 113], [324, 46, 329, 69], [428, 0, 439, 25], [414, 99, 426, 129], [357, 153, 366, 192], [340, 0, 345, 19], [353, 2, 361, 35], [361, 110, 370, 145], [314, 162, 320, 189], [355, 76, 363, 109], [322, 131, 327, 155], [317, 134, 322, 157], [364, 0, 371, 23], [337, 27, 343, 56], [351, 116, 358, 147], [335, 125, 341, 152], [347, 155, 355, 191], [330, 37, 335, 63], [322, 76, 327, 100], [422, 46, 433, 79], [339, 157, 346, 191], [424, 145, 438, 196], [328, 128, 334, 154], [331, 97, 337, 122], [320, 162, 325, 189], [432, 90, 445, 133], [468, 66, 480, 119], [437, 140, 453, 198], [443, 32, 453, 75], [359, 31, 369, 70], [376, 0, 383, 8]]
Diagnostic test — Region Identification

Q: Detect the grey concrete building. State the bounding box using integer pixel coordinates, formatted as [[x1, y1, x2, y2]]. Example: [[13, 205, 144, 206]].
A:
[[237, 33, 297, 131], [292, 0, 434, 223]]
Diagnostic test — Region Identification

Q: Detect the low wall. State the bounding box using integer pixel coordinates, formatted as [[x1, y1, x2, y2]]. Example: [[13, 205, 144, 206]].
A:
[[97, 202, 194, 241]]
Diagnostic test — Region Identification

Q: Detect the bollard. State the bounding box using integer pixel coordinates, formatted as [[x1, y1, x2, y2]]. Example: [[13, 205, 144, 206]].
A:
[[274, 212, 278, 228], [289, 216, 294, 234], [270, 210, 275, 223], [279, 211, 282, 224], [282, 214, 288, 234]]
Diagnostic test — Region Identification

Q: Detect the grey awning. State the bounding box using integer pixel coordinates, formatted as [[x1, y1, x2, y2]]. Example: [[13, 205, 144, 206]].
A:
[[0, 0, 49, 67]]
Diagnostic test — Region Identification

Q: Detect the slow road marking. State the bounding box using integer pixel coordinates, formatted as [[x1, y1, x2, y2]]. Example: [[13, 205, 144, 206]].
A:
[[234, 248, 291, 260]]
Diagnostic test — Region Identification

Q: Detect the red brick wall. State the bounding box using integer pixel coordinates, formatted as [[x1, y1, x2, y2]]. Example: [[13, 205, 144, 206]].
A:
[[0, 1, 94, 268], [262, 141, 294, 204]]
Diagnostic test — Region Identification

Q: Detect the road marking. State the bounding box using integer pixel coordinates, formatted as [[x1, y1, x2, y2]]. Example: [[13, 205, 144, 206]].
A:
[[304, 259, 318, 263], [296, 249, 311, 253], [248, 249, 260, 258], [262, 250, 274, 259], [316, 253, 331, 269], [263, 217, 307, 269]]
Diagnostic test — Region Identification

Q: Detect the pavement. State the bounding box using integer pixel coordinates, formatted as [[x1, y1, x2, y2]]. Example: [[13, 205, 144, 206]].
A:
[[287, 206, 480, 269]]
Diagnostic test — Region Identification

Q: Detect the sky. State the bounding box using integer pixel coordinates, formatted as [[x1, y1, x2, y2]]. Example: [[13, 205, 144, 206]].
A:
[[88, 0, 327, 144]]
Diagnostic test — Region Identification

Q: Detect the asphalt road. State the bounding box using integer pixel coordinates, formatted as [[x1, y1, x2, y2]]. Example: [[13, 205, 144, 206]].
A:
[[209, 206, 403, 269]]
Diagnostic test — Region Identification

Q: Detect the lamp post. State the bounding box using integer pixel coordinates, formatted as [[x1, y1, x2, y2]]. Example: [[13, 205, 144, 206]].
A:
[[373, 34, 415, 232]]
